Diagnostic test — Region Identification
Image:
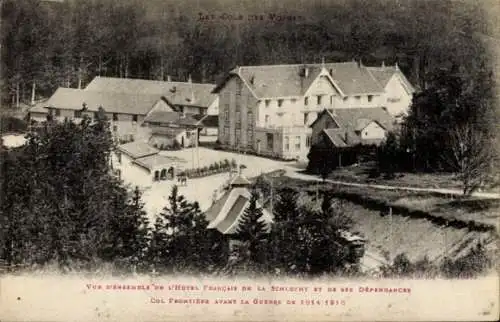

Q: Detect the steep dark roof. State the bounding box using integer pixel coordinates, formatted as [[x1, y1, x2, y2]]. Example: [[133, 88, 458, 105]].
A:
[[216, 195, 249, 234], [85, 77, 217, 108], [46, 87, 161, 115], [204, 190, 232, 222], [118, 141, 159, 159], [333, 107, 395, 132], [213, 62, 387, 98], [367, 66, 416, 94], [201, 115, 218, 128]]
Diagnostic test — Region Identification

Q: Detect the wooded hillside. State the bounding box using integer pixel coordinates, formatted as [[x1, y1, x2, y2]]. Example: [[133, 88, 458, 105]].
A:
[[1, 0, 495, 104]]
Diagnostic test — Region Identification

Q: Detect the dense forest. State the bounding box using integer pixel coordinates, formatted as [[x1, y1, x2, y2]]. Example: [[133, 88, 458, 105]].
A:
[[1, 0, 497, 105]]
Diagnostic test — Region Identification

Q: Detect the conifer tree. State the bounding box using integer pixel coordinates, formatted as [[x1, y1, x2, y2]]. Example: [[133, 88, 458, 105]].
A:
[[235, 190, 268, 266]]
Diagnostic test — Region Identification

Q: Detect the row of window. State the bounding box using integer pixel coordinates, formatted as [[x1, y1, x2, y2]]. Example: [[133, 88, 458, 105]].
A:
[[283, 135, 311, 152], [264, 94, 375, 108], [52, 109, 140, 123]]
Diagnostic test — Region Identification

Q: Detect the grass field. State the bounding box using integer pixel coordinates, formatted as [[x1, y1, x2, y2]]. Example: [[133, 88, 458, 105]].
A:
[[269, 176, 498, 263]]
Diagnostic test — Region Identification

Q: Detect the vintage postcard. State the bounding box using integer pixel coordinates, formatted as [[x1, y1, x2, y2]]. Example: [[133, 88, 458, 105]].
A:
[[0, 0, 499, 321]]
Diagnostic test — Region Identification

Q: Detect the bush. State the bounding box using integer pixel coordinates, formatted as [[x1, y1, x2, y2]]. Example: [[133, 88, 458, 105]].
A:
[[1, 116, 28, 133]]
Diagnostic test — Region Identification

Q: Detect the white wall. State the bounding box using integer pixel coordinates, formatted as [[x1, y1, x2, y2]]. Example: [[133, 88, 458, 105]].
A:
[[360, 122, 386, 140], [383, 74, 413, 117]]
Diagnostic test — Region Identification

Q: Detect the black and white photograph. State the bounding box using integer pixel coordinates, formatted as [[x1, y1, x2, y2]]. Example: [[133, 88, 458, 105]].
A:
[[0, 0, 499, 321]]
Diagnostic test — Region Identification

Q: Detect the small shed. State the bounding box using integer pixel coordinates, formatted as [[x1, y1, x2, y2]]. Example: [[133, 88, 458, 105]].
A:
[[133, 154, 188, 181]]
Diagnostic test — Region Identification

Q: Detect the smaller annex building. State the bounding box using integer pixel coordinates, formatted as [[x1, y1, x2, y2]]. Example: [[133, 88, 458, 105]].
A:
[[204, 174, 273, 240], [114, 141, 187, 182]]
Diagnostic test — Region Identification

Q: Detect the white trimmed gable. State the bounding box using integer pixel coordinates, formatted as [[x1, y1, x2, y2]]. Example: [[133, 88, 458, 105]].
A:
[[359, 121, 386, 140]]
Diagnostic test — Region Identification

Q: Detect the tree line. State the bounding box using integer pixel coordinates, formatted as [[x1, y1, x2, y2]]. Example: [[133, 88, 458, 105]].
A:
[[0, 115, 360, 276], [1, 0, 491, 105]]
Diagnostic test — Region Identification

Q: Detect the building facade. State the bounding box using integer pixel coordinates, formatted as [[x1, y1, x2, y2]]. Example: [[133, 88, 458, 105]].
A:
[[213, 61, 414, 160]]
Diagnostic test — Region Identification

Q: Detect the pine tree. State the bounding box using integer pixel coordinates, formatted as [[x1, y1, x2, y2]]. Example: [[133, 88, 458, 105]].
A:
[[149, 185, 219, 274], [268, 188, 300, 274], [234, 190, 268, 266]]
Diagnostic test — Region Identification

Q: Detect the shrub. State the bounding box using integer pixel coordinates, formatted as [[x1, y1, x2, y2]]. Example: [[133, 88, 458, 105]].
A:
[[231, 159, 237, 169], [0, 116, 28, 133]]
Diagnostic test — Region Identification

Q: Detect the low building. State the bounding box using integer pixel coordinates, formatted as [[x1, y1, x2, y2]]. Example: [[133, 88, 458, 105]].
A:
[[143, 111, 203, 149], [114, 141, 187, 181], [133, 154, 188, 181], [308, 107, 395, 167], [204, 174, 272, 236], [44, 87, 172, 142], [85, 76, 219, 116]]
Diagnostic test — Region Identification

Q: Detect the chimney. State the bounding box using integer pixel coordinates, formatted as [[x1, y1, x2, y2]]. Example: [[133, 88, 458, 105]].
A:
[[167, 75, 172, 82], [31, 81, 36, 105]]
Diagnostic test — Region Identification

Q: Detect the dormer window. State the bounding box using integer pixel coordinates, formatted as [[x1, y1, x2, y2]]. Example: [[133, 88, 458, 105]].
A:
[[277, 99, 284, 107], [265, 99, 271, 107]]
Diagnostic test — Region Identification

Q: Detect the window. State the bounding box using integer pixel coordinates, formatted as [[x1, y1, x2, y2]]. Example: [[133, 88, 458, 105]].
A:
[[224, 109, 229, 121], [132, 114, 138, 122], [265, 115, 270, 125], [295, 136, 301, 151], [186, 131, 191, 139], [265, 99, 271, 107], [368, 95, 373, 102], [74, 110, 82, 118], [235, 129, 241, 144], [55, 109, 61, 117], [330, 95, 334, 105], [266, 133, 273, 150], [113, 113, 118, 121], [355, 96, 361, 100], [277, 99, 284, 107], [306, 135, 311, 147], [304, 97, 309, 105], [317, 95, 322, 105], [247, 130, 253, 147], [303, 112, 309, 125], [284, 136, 289, 151]]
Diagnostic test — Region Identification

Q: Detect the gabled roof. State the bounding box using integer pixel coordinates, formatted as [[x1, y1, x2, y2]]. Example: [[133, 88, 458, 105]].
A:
[[333, 107, 395, 132], [85, 77, 217, 108], [205, 187, 272, 235], [144, 111, 202, 127], [322, 128, 360, 147], [118, 141, 159, 159], [367, 66, 416, 94], [229, 174, 251, 186], [45, 87, 161, 115], [213, 62, 386, 98]]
